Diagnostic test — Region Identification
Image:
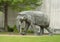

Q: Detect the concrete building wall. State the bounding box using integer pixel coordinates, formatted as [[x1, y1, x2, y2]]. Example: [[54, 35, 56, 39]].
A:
[[49, 0, 60, 29], [7, 8, 18, 27], [49, 0, 60, 33]]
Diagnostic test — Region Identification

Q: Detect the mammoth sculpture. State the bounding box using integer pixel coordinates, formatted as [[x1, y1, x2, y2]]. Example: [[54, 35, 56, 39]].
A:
[[16, 11, 53, 35]]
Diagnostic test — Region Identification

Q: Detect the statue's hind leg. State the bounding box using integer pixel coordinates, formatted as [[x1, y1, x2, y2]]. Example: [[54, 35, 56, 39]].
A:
[[45, 27, 53, 35], [40, 26, 44, 35]]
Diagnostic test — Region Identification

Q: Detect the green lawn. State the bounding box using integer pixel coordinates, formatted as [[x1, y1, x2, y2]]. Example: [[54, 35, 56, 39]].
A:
[[0, 35, 60, 42]]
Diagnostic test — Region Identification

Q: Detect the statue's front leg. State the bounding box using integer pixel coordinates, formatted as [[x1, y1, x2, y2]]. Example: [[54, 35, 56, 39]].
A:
[[21, 21, 30, 35]]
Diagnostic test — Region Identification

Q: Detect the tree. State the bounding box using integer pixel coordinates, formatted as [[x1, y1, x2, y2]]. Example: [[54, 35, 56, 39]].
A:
[[0, 0, 43, 31]]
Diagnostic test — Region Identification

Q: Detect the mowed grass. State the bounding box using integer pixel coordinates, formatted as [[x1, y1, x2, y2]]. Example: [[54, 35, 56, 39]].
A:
[[0, 35, 60, 42]]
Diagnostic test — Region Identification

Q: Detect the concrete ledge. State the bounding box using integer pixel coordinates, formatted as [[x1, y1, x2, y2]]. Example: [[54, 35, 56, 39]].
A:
[[53, 28, 60, 34]]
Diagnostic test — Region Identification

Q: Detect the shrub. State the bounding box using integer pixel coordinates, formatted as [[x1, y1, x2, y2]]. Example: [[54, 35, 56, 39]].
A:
[[27, 29, 34, 33], [13, 25, 19, 33], [7, 26, 13, 32], [7, 25, 18, 33]]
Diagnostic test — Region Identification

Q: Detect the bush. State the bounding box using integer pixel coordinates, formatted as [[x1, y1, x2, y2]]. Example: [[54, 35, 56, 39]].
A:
[[13, 25, 18, 33], [7, 26, 14, 32], [7, 25, 18, 33], [27, 29, 34, 33]]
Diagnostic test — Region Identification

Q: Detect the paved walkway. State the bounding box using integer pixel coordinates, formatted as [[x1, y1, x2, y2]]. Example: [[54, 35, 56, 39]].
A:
[[0, 34, 49, 37]]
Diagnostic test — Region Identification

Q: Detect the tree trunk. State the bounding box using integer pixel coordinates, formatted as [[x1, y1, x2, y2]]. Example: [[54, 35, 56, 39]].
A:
[[4, 3, 8, 31]]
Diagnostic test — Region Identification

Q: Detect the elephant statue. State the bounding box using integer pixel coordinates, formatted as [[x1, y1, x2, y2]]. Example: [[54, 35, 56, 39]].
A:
[[16, 11, 53, 35]]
